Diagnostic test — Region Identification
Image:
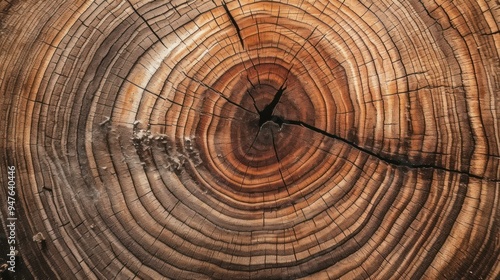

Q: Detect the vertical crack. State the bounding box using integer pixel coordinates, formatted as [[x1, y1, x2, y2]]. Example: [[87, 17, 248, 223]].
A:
[[271, 130, 289, 192], [246, 76, 260, 113], [239, 129, 261, 190]]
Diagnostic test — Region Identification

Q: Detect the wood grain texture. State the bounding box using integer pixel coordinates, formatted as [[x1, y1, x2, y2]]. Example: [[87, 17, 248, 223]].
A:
[[0, 0, 498, 279]]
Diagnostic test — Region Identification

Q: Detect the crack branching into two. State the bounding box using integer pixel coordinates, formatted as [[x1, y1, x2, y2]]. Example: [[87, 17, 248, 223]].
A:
[[258, 78, 288, 126]]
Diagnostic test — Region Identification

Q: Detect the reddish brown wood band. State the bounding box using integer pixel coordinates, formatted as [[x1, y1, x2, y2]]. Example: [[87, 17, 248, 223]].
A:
[[0, 0, 498, 279]]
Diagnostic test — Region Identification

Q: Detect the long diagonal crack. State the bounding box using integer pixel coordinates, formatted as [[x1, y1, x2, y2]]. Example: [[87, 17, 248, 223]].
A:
[[126, 0, 167, 48], [250, 70, 496, 182], [281, 119, 498, 182], [222, 1, 245, 49], [184, 74, 257, 115], [124, 79, 246, 123], [127, 1, 497, 184]]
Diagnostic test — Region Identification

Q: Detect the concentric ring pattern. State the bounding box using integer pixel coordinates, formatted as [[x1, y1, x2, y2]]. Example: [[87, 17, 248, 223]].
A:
[[0, 0, 498, 279]]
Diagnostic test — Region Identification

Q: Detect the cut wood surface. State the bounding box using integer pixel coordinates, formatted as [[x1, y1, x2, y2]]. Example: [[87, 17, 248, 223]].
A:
[[0, 0, 498, 279]]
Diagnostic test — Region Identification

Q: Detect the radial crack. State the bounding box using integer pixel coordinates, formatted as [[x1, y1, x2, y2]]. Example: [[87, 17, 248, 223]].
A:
[[184, 74, 257, 115], [245, 80, 260, 113], [281, 119, 497, 182], [125, 0, 167, 48], [222, 1, 244, 49], [290, 26, 317, 64], [258, 75, 288, 126], [125, 78, 245, 122], [239, 129, 261, 191], [271, 130, 289, 191]]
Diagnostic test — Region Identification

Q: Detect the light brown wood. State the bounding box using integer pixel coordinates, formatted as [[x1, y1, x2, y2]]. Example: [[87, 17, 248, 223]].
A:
[[0, 0, 498, 279]]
